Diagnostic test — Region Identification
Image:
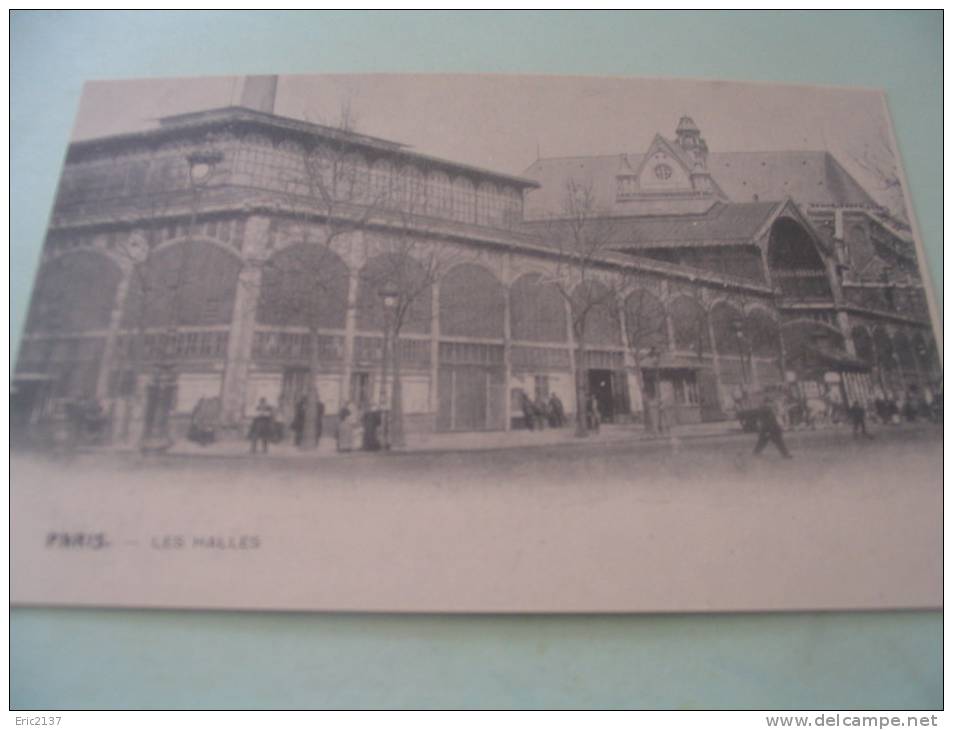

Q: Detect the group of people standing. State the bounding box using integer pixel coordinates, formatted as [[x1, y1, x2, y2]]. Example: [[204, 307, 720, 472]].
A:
[[248, 395, 380, 454], [248, 395, 326, 454], [519, 391, 566, 431]]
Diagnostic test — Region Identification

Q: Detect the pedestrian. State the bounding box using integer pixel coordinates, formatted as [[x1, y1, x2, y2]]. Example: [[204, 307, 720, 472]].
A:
[[847, 402, 873, 440], [533, 393, 548, 431], [337, 401, 355, 452], [753, 397, 792, 459], [290, 397, 306, 447], [548, 392, 565, 428], [520, 391, 536, 431], [587, 393, 601, 433], [249, 397, 274, 454], [314, 396, 325, 447], [657, 396, 670, 435]]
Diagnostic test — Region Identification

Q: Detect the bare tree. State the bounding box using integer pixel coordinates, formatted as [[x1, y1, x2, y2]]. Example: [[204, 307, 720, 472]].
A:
[[542, 180, 633, 437], [846, 127, 909, 227], [253, 106, 393, 449], [621, 284, 669, 433], [355, 168, 461, 449]]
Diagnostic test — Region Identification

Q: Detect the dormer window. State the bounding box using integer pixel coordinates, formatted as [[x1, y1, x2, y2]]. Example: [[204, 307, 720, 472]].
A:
[[654, 163, 673, 180], [616, 174, 639, 199]]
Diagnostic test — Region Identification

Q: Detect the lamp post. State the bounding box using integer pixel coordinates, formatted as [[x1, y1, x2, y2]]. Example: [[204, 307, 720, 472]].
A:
[[732, 318, 751, 386], [646, 345, 662, 434], [378, 283, 400, 450], [139, 141, 223, 454]]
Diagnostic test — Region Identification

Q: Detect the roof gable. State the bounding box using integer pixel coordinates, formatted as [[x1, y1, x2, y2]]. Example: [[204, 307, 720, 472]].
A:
[[627, 135, 695, 195]]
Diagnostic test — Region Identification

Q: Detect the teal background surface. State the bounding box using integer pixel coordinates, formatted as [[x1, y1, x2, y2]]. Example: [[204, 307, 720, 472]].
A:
[[10, 11, 942, 709]]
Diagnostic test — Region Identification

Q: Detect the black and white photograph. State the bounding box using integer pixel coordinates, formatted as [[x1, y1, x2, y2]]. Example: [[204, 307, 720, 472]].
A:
[[10, 73, 942, 612]]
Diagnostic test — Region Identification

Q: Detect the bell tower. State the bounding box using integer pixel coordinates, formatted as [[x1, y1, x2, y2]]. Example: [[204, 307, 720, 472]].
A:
[[675, 115, 709, 168]]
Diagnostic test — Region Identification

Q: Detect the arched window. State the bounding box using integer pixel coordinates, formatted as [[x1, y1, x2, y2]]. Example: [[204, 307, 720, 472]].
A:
[[623, 289, 667, 351], [894, 331, 916, 370], [873, 326, 896, 369], [710, 301, 745, 356], [572, 281, 621, 347], [768, 217, 832, 300], [851, 326, 874, 365], [746, 309, 781, 358], [439, 264, 504, 339], [669, 295, 710, 354], [510, 273, 566, 343], [123, 240, 242, 329], [356, 252, 432, 335], [257, 243, 349, 329], [26, 250, 122, 333]]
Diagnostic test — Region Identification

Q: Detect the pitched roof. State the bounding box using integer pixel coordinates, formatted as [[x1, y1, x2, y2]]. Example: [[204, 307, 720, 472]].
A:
[[520, 200, 782, 250], [708, 151, 878, 208], [610, 200, 782, 248], [70, 107, 541, 191], [523, 148, 878, 216]]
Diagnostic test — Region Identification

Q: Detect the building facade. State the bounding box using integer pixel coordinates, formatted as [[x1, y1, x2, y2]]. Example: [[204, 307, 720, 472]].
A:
[[13, 97, 941, 444]]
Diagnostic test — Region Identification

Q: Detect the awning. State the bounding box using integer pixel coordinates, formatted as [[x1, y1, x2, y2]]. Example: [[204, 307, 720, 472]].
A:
[[804, 344, 870, 373]]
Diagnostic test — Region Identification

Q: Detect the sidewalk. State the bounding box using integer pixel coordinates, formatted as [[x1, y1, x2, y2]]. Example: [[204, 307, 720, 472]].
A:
[[106, 418, 748, 461]]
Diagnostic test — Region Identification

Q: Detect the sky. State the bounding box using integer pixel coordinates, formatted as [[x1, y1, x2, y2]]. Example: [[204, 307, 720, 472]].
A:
[[71, 73, 904, 214]]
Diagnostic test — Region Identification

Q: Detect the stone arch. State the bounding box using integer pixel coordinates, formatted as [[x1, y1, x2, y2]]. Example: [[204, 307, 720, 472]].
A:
[[709, 300, 746, 356], [572, 280, 621, 347], [122, 238, 243, 329], [510, 272, 567, 343], [439, 263, 504, 339], [768, 216, 833, 300], [26, 249, 123, 333], [151, 234, 243, 261], [623, 288, 667, 351], [851, 325, 874, 365], [257, 243, 350, 329], [668, 294, 710, 354], [356, 252, 432, 335]]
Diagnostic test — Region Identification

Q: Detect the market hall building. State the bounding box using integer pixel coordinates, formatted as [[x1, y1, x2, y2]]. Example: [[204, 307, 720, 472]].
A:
[[13, 84, 940, 444]]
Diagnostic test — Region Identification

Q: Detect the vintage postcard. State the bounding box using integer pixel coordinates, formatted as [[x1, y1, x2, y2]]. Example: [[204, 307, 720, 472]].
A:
[[11, 74, 941, 612]]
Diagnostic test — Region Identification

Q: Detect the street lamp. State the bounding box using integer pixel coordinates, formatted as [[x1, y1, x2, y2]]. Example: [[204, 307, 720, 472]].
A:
[[377, 283, 401, 450], [140, 141, 223, 454], [646, 345, 662, 434], [732, 318, 751, 385]]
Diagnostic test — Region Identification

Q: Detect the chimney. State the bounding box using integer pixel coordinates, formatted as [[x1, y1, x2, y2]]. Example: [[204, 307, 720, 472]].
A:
[[239, 75, 278, 114]]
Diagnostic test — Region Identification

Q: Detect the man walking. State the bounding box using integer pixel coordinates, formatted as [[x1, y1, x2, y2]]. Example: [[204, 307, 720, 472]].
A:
[[249, 397, 275, 454], [848, 401, 874, 440], [753, 396, 792, 459]]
